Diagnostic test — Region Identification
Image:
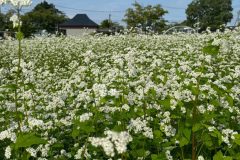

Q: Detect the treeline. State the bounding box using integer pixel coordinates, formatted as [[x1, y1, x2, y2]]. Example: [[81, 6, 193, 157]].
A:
[[0, 0, 235, 37]]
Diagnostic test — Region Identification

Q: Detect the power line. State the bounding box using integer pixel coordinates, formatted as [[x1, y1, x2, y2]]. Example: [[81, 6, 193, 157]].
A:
[[55, 4, 125, 13], [162, 5, 185, 10]]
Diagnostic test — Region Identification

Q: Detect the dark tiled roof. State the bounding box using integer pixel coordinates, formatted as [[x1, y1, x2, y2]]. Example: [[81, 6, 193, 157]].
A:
[[59, 14, 98, 28]]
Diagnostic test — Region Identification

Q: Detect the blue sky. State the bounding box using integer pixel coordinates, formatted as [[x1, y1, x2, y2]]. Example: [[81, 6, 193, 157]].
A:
[[2, 0, 240, 25]]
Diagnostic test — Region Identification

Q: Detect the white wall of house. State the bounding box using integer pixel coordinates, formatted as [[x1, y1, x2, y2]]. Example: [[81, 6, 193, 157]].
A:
[[66, 28, 96, 36]]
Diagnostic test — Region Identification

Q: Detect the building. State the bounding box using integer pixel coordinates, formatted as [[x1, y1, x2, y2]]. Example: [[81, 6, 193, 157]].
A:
[[59, 14, 99, 36]]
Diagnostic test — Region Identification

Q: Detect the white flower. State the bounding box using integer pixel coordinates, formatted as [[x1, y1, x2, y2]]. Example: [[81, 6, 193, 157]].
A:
[[10, 14, 21, 28], [5, 146, 11, 159], [165, 150, 173, 160], [26, 147, 37, 158], [198, 155, 205, 160], [74, 145, 91, 159], [208, 126, 216, 132], [122, 104, 130, 111], [79, 112, 93, 122], [89, 137, 115, 157], [89, 131, 132, 157]]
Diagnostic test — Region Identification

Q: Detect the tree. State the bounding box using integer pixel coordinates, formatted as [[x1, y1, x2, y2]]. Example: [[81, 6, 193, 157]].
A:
[[99, 19, 123, 29], [0, 12, 5, 30], [186, 0, 233, 32], [21, 1, 67, 36], [100, 19, 115, 28], [123, 2, 168, 33]]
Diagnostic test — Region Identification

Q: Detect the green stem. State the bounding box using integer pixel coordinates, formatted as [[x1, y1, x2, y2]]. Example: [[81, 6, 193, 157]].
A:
[[192, 106, 197, 160], [14, 8, 22, 133]]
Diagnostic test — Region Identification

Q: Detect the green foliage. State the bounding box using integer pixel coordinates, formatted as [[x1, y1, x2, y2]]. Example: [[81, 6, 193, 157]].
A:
[[21, 1, 68, 36], [100, 19, 115, 28], [186, 0, 233, 31], [14, 133, 47, 149], [123, 2, 168, 32], [1, 28, 240, 159], [0, 9, 16, 31]]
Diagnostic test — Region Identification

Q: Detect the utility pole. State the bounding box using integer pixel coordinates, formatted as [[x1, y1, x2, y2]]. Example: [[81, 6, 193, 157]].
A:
[[108, 14, 111, 23], [108, 14, 111, 28], [235, 10, 240, 27]]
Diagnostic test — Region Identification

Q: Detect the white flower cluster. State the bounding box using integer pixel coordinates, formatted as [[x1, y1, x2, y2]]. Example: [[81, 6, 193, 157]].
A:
[[127, 117, 153, 139], [198, 155, 205, 160], [79, 112, 93, 122], [28, 117, 44, 129], [221, 129, 238, 147], [26, 147, 37, 158], [74, 145, 91, 159], [165, 150, 173, 160], [10, 14, 21, 28], [92, 83, 108, 97], [0, 129, 16, 142], [89, 130, 132, 157], [160, 112, 176, 137], [5, 146, 11, 159]]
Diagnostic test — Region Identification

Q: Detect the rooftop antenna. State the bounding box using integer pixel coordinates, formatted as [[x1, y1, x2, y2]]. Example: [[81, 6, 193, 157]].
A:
[[235, 10, 240, 27]]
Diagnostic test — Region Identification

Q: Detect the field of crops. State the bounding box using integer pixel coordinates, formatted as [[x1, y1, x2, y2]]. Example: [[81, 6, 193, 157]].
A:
[[0, 30, 240, 159]]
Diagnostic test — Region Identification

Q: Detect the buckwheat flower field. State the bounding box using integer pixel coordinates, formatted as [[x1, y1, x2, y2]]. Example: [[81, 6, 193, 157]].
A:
[[0, 30, 240, 159]]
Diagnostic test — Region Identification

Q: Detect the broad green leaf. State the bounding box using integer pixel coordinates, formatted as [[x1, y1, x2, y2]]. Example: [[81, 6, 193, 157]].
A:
[[15, 133, 47, 149], [16, 32, 24, 40], [183, 128, 191, 141], [153, 130, 163, 139], [159, 99, 170, 108], [226, 95, 233, 107], [179, 136, 189, 147], [213, 151, 223, 160], [202, 44, 219, 56], [234, 134, 240, 145], [192, 123, 202, 132], [203, 134, 213, 147], [151, 154, 167, 160], [1, 84, 18, 90], [72, 127, 80, 139]]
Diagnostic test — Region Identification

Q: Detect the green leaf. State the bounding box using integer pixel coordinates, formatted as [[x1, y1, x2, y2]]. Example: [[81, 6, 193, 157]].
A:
[[15, 133, 47, 149], [159, 99, 170, 108], [134, 149, 147, 157], [179, 136, 189, 147], [151, 154, 159, 160], [213, 151, 232, 160], [151, 154, 167, 160], [192, 123, 202, 132], [226, 95, 233, 107], [202, 133, 213, 147], [234, 134, 240, 145], [1, 84, 18, 90], [72, 127, 80, 139], [191, 86, 199, 95], [203, 44, 219, 56], [52, 143, 64, 149], [183, 128, 191, 141], [213, 151, 224, 160], [153, 130, 163, 139], [16, 32, 24, 40]]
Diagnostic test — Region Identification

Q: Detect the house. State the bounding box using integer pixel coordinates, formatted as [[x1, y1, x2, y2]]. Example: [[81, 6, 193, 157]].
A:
[[59, 14, 99, 36]]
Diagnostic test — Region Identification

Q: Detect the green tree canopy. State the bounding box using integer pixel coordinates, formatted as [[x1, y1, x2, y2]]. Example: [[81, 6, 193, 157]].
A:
[[0, 12, 5, 31], [186, 0, 233, 31], [99, 19, 123, 29], [123, 2, 168, 32], [21, 1, 68, 36], [100, 19, 115, 28], [0, 9, 15, 31]]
